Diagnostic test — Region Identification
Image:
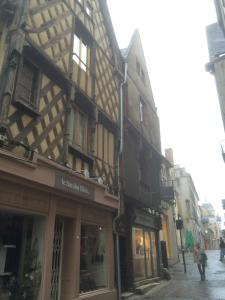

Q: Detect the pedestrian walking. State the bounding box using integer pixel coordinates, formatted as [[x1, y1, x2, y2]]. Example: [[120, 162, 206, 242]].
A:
[[219, 237, 225, 261], [193, 242, 207, 281]]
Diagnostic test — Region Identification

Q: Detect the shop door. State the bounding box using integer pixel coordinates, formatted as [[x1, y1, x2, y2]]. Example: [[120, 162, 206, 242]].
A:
[[132, 228, 146, 281], [144, 231, 153, 278], [150, 231, 158, 276], [50, 217, 64, 300]]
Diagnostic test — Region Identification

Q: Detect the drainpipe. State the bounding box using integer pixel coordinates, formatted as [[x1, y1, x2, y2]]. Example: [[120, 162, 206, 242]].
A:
[[116, 61, 127, 300]]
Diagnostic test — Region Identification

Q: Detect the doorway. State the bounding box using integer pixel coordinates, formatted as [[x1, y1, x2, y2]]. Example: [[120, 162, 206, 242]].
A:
[[132, 227, 158, 281]]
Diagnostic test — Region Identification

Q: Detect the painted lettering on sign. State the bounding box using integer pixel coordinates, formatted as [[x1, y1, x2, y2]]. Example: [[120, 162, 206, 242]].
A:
[[55, 172, 95, 200]]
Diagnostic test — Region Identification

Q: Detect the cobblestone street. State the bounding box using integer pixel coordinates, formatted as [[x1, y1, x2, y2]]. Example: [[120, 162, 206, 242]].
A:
[[129, 250, 225, 300]]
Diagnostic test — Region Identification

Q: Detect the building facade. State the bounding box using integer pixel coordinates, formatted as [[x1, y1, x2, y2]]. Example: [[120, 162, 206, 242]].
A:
[[174, 166, 202, 250], [160, 151, 178, 267], [0, 1, 121, 300], [201, 202, 221, 249], [206, 0, 225, 162], [118, 30, 162, 291]]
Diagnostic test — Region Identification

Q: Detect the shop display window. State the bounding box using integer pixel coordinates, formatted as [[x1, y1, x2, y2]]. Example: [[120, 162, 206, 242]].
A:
[[132, 227, 158, 281], [132, 228, 145, 280], [0, 212, 45, 300], [79, 224, 107, 293]]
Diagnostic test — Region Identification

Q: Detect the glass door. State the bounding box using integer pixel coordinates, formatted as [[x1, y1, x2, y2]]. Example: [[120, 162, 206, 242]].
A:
[[132, 228, 145, 281], [150, 231, 158, 276], [144, 231, 153, 277]]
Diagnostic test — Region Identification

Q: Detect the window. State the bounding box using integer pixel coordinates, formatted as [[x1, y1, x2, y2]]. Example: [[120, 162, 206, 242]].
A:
[[136, 58, 145, 84], [73, 34, 89, 71], [136, 60, 141, 76], [72, 109, 88, 152], [139, 100, 143, 122], [80, 224, 107, 293], [86, 3, 93, 17], [14, 58, 40, 111], [141, 69, 145, 83], [0, 212, 45, 299], [132, 228, 158, 280]]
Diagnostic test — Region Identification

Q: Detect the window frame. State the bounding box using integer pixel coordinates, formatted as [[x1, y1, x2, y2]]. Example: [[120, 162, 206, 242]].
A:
[[139, 99, 144, 123], [85, 2, 93, 17], [79, 222, 108, 294], [13, 56, 41, 116], [72, 33, 89, 72], [72, 108, 89, 153]]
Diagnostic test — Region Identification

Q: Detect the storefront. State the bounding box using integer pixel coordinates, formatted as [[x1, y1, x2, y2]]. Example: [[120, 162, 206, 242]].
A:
[[132, 227, 158, 281], [131, 209, 160, 283], [0, 150, 118, 300]]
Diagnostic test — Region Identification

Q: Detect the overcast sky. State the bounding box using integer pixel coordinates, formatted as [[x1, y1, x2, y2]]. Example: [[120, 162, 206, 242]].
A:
[[107, 0, 225, 220]]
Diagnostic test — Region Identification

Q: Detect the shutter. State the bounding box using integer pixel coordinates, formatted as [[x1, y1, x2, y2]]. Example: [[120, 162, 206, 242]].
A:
[[15, 59, 38, 108]]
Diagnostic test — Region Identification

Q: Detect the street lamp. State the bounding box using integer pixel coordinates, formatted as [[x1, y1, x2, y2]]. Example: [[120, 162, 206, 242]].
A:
[[176, 216, 186, 273]]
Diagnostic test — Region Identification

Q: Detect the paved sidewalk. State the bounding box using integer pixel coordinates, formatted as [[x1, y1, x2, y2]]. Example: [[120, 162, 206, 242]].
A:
[[127, 250, 225, 300]]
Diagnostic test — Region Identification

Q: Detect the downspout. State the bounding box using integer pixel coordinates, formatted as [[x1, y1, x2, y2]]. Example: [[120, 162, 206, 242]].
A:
[[116, 60, 127, 300]]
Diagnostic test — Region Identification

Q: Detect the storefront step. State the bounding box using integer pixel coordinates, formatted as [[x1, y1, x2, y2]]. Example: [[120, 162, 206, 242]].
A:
[[121, 292, 135, 299], [135, 282, 160, 295], [134, 277, 160, 288]]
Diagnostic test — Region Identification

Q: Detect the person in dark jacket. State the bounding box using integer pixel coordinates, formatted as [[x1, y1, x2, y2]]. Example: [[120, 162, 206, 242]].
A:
[[219, 237, 225, 261], [193, 243, 207, 281]]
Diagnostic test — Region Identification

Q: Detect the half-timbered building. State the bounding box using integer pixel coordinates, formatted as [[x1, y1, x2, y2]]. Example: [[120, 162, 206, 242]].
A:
[[0, 1, 120, 299], [119, 30, 162, 292]]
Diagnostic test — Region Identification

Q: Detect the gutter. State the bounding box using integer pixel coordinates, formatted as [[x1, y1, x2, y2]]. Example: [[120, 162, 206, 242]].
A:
[[115, 60, 127, 300]]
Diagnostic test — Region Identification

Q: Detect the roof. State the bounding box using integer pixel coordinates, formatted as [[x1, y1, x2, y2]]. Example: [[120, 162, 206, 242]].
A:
[[201, 203, 215, 211], [120, 29, 140, 60]]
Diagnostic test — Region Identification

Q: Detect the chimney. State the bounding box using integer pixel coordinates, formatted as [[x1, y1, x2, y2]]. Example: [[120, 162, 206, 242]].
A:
[[165, 148, 174, 165]]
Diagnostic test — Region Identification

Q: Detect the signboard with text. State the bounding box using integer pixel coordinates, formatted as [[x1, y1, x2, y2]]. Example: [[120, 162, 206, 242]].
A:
[[55, 172, 95, 201]]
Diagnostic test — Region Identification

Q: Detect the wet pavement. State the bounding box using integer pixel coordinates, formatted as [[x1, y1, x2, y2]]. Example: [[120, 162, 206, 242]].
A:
[[129, 250, 225, 300]]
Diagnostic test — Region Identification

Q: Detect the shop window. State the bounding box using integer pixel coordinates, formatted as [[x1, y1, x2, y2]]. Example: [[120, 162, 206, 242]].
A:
[[132, 227, 158, 280], [14, 58, 40, 112], [80, 224, 107, 293], [0, 212, 45, 300], [132, 228, 145, 280]]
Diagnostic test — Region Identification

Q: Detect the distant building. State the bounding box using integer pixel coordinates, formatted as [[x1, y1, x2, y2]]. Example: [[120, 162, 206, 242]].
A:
[[160, 151, 179, 266], [201, 202, 221, 249], [174, 166, 202, 249]]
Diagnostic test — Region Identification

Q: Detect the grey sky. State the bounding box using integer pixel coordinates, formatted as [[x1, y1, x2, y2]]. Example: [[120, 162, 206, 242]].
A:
[[107, 0, 225, 221]]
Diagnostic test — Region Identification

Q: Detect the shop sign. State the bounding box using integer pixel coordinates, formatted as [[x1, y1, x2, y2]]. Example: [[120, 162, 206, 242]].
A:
[[134, 211, 159, 229], [55, 172, 94, 201]]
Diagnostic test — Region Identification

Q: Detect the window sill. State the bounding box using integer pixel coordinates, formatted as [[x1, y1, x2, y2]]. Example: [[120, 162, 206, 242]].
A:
[[13, 99, 40, 117], [69, 144, 94, 163]]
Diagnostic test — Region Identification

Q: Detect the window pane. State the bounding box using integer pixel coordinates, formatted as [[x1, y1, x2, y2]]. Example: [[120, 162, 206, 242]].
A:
[[86, 4, 92, 16], [80, 62, 86, 72], [81, 42, 87, 65], [80, 224, 107, 293], [73, 34, 80, 56], [79, 113, 84, 148], [0, 212, 45, 299], [132, 227, 145, 280]]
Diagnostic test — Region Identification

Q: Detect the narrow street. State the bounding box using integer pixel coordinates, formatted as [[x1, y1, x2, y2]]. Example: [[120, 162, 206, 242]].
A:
[[130, 250, 225, 300]]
